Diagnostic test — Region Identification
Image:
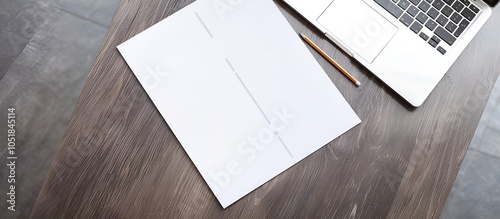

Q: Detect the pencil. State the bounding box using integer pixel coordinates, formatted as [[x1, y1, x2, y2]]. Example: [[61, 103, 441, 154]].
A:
[[300, 33, 361, 87]]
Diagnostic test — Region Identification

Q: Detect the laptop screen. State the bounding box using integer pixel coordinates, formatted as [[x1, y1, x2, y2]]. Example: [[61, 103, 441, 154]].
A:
[[484, 0, 499, 7]]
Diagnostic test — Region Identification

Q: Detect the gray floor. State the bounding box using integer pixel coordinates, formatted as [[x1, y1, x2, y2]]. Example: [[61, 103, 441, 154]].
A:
[[0, 0, 498, 218], [0, 0, 120, 218], [441, 75, 500, 218]]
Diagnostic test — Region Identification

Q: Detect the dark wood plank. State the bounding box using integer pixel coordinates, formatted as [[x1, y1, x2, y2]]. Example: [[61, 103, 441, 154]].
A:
[[30, 0, 500, 218], [387, 8, 500, 217]]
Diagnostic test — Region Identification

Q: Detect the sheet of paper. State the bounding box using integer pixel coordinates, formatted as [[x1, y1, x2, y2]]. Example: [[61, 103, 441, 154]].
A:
[[117, 0, 361, 208]]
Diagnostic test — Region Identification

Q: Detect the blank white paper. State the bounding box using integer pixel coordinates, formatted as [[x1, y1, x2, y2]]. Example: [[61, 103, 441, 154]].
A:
[[117, 0, 361, 208]]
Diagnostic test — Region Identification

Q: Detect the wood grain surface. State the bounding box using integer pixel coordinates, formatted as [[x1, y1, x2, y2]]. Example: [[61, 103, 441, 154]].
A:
[[31, 0, 500, 218]]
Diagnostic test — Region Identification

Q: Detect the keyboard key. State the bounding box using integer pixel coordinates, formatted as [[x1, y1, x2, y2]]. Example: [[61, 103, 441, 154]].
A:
[[416, 12, 429, 23], [437, 46, 447, 54], [454, 19, 469, 37], [408, 5, 420, 17], [461, 8, 476, 21], [435, 26, 456, 45], [420, 32, 430, 41], [452, 1, 464, 11], [459, 18, 469, 28], [459, 0, 470, 6], [419, 1, 431, 11], [443, 0, 454, 5], [442, 6, 454, 17], [450, 12, 462, 24], [469, 4, 479, 13], [432, 0, 445, 10], [445, 22, 457, 32], [400, 13, 414, 26], [425, 20, 438, 30], [410, 0, 422, 4], [375, 0, 404, 18], [431, 35, 441, 44], [410, 22, 423, 33], [427, 8, 440, 19], [399, 0, 411, 9], [425, 0, 433, 2], [428, 39, 438, 47], [436, 15, 448, 26]]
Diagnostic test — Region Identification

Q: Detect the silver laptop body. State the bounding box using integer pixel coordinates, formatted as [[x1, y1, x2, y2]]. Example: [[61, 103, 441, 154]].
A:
[[283, 0, 494, 106]]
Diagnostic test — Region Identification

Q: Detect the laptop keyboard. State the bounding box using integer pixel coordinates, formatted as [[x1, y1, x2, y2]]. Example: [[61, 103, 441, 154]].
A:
[[374, 0, 481, 55]]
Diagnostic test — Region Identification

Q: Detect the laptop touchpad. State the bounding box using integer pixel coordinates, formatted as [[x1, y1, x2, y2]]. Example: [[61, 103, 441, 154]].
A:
[[317, 0, 397, 63]]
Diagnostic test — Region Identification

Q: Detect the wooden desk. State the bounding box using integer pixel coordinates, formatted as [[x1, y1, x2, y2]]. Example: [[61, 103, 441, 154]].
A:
[[31, 1, 500, 218]]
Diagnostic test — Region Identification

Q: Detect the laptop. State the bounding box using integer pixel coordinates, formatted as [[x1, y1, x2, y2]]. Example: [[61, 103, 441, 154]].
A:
[[283, 0, 498, 107]]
